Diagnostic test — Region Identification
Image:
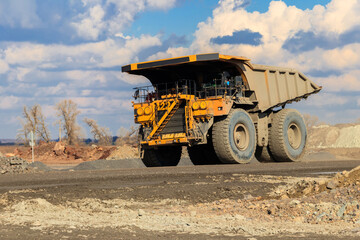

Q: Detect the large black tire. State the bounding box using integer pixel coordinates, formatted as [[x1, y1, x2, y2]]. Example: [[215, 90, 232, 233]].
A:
[[269, 109, 307, 162], [212, 109, 256, 164], [187, 129, 222, 165], [187, 144, 222, 165], [141, 146, 182, 167], [255, 146, 275, 162]]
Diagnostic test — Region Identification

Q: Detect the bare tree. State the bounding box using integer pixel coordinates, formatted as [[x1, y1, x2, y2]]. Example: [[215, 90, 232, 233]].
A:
[[115, 126, 137, 146], [17, 104, 51, 144], [83, 118, 113, 145], [55, 100, 81, 145], [16, 118, 30, 145], [37, 109, 51, 142]]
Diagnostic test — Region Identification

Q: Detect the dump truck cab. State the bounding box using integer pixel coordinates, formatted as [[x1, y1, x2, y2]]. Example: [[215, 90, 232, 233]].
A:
[[122, 53, 321, 167]]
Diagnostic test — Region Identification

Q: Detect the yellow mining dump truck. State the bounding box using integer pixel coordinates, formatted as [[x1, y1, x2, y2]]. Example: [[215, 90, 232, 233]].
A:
[[122, 53, 321, 167]]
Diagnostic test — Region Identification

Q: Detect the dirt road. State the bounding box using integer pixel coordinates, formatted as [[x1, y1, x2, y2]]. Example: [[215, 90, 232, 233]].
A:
[[0, 159, 360, 239]]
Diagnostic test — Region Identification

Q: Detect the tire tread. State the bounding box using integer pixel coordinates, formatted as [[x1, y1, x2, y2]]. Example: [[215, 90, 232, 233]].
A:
[[269, 109, 305, 162], [212, 109, 256, 164]]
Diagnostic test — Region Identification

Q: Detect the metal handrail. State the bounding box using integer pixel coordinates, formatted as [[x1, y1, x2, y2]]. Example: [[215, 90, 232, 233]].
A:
[[133, 79, 196, 103]]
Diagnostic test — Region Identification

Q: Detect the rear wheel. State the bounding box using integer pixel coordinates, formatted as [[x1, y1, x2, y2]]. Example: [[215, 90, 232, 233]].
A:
[[255, 146, 275, 162], [212, 109, 256, 164], [269, 109, 306, 162], [141, 146, 182, 167]]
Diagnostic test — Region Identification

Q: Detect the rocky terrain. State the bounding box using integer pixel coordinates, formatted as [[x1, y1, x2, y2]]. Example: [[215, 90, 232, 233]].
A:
[[0, 155, 35, 175], [0, 162, 359, 239]]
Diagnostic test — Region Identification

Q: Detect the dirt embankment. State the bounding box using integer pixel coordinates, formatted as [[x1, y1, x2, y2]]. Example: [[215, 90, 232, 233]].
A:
[[0, 142, 138, 167], [308, 124, 360, 148], [306, 123, 360, 160]]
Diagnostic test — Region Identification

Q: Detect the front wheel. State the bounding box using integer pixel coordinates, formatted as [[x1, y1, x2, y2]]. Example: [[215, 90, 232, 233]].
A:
[[268, 109, 307, 162], [212, 109, 256, 164], [187, 144, 223, 165], [187, 129, 222, 165], [141, 146, 182, 167]]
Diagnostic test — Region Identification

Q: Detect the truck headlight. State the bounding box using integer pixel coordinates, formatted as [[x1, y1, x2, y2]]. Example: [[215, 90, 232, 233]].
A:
[[192, 102, 200, 110], [144, 106, 152, 115], [200, 101, 207, 110], [137, 108, 144, 116]]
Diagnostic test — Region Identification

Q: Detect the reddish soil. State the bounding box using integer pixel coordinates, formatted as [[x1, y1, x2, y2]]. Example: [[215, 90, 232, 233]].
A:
[[0, 142, 125, 166]]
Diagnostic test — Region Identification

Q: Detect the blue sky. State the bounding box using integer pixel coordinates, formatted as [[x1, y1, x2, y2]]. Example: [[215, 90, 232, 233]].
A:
[[0, 0, 359, 139]]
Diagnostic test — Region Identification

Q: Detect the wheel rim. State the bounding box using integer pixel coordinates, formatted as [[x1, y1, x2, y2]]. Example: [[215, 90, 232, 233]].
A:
[[287, 123, 301, 149], [233, 123, 249, 151]]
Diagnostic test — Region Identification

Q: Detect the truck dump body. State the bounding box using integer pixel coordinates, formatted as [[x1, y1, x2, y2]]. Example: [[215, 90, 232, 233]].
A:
[[122, 53, 321, 166], [122, 53, 321, 113], [242, 63, 321, 111]]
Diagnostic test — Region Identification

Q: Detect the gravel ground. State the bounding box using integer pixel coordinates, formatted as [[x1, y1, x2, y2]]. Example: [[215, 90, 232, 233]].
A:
[[0, 156, 34, 175], [0, 160, 359, 239]]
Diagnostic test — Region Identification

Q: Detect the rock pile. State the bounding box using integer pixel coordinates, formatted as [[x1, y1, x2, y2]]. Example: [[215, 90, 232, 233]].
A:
[[0, 156, 33, 174], [106, 145, 138, 160], [272, 165, 360, 199], [254, 165, 360, 224]]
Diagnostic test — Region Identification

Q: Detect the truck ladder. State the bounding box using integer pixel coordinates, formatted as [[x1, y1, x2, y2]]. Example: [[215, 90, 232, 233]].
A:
[[148, 99, 181, 139]]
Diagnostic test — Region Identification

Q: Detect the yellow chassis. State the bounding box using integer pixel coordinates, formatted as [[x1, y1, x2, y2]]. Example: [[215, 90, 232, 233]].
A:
[[133, 93, 233, 147]]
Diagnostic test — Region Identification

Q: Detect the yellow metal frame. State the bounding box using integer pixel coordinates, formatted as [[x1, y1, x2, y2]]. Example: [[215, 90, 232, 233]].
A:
[[133, 92, 233, 147]]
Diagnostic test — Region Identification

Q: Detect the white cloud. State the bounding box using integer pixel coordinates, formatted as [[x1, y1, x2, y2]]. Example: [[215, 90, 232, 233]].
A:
[[65, 70, 106, 85], [41, 104, 57, 119], [0, 59, 9, 73], [314, 0, 360, 34], [5, 44, 45, 65], [0, 0, 41, 28], [2, 35, 161, 72], [72, 4, 106, 40], [71, 96, 132, 115], [101, 35, 161, 67], [322, 44, 360, 70], [7, 67, 34, 82], [71, 0, 178, 40], [0, 95, 20, 109], [147, 47, 190, 61], [314, 70, 360, 92], [34, 83, 68, 97], [146, 0, 177, 10], [300, 92, 349, 107], [120, 72, 149, 85], [81, 90, 92, 96]]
